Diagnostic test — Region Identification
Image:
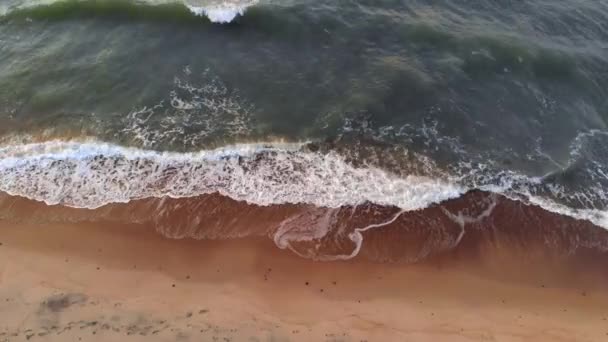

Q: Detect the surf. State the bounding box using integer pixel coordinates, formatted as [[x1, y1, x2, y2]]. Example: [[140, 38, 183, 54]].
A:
[[0, 140, 465, 210], [0, 0, 258, 24], [186, 0, 258, 24], [0, 139, 606, 231]]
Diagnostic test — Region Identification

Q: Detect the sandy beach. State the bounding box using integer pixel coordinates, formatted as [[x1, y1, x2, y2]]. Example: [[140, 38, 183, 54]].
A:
[[1, 217, 607, 342]]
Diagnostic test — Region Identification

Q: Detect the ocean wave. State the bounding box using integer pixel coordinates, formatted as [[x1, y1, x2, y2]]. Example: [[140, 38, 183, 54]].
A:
[[0, 0, 590, 83], [186, 1, 257, 24], [0, 139, 606, 231], [0, 0, 258, 24], [0, 140, 465, 210]]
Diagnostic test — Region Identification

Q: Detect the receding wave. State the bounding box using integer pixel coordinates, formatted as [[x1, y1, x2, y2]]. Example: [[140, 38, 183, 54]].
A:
[[2, 189, 608, 264], [0, 0, 258, 24]]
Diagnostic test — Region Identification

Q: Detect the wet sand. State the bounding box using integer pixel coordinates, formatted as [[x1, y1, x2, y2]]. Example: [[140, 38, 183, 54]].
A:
[[1, 219, 608, 341]]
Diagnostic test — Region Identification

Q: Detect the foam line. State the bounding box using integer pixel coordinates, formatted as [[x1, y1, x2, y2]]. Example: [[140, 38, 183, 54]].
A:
[[1, 139, 607, 230], [0, 140, 465, 210]]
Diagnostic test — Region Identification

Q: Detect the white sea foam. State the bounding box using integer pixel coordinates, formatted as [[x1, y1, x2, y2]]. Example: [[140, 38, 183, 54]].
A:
[[186, 0, 258, 23], [0, 136, 607, 230], [2, 0, 258, 24], [0, 140, 465, 211], [187, 5, 243, 23], [121, 68, 254, 149], [526, 195, 608, 233]]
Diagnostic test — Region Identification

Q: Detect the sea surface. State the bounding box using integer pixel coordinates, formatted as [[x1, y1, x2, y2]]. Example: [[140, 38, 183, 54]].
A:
[[1, 0, 607, 262]]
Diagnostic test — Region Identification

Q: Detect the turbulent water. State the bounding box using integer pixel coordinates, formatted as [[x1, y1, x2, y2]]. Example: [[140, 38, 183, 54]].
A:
[[0, 0, 607, 262]]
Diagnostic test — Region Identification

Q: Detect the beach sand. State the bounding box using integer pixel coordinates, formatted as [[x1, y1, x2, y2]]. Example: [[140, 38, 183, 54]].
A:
[[1, 219, 607, 341]]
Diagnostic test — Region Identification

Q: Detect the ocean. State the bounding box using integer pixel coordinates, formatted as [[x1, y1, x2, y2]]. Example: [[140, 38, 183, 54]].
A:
[[0, 0, 607, 262]]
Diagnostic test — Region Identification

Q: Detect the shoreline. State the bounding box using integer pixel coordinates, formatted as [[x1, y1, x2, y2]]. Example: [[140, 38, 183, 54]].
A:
[[1, 219, 608, 341], [2, 190, 608, 268]]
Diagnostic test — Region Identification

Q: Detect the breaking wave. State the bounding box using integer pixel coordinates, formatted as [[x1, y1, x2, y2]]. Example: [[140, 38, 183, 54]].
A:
[[0, 139, 606, 230], [186, 0, 257, 24], [0, 0, 258, 24], [0, 140, 465, 209]]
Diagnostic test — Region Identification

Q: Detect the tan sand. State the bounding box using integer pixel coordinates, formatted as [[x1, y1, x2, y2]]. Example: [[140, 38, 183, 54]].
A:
[[1, 219, 607, 341]]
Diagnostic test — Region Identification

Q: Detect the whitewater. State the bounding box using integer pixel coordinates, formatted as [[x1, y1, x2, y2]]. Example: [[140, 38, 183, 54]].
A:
[[0, 140, 606, 231], [0, 0, 259, 23]]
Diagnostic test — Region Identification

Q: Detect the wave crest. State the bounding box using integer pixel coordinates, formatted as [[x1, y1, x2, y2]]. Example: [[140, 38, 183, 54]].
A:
[[186, 0, 257, 23], [0, 139, 607, 230], [1, 0, 257, 24]]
